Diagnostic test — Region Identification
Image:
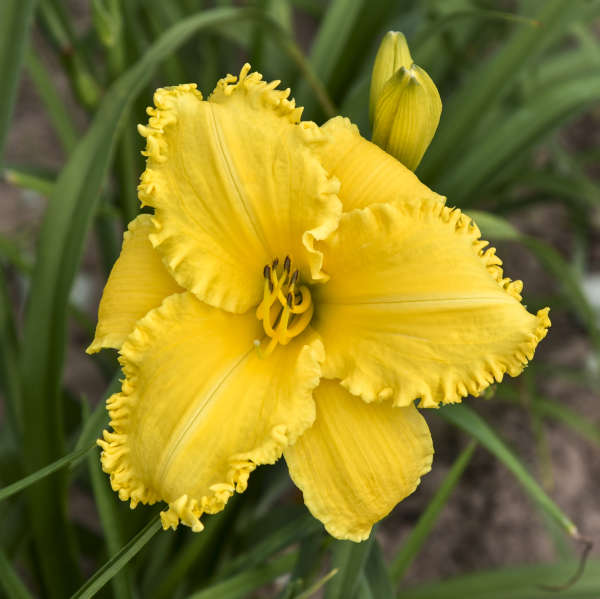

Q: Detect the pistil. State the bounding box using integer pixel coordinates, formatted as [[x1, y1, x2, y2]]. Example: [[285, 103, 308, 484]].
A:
[[255, 256, 313, 356]]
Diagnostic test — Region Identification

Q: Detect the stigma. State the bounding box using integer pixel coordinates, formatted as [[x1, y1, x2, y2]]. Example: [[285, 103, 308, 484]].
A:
[[255, 256, 313, 357]]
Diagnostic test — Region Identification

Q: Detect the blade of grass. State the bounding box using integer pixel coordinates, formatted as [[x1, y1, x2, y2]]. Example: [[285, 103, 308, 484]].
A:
[[74, 374, 118, 452], [0, 264, 22, 444], [0, 0, 38, 162], [297, 0, 364, 96], [37, 0, 102, 110], [0, 444, 95, 502], [526, 45, 600, 96], [535, 398, 600, 448], [251, 0, 293, 80], [397, 559, 600, 599], [413, 8, 540, 51], [356, 577, 373, 599], [499, 387, 600, 449], [25, 47, 78, 153], [419, 0, 585, 183], [114, 114, 140, 224], [391, 440, 478, 583], [87, 452, 132, 599], [362, 538, 395, 599], [437, 404, 577, 537], [70, 518, 162, 599], [510, 171, 600, 210], [187, 552, 296, 599], [151, 506, 238, 599], [440, 73, 600, 202], [3, 164, 55, 196], [276, 530, 327, 599], [324, 536, 374, 599], [295, 0, 396, 120], [219, 512, 321, 578], [0, 548, 34, 599], [140, 527, 176, 595], [295, 570, 339, 599]]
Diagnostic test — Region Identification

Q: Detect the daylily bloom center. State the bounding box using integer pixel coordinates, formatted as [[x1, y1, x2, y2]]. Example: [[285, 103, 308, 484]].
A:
[[255, 256, 313, 356]]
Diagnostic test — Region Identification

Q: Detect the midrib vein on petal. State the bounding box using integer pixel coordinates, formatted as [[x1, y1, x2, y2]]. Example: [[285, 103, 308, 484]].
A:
[[208, 106, 272, 256], [319, 295, 515, 306], [155, 347, 254, 488]]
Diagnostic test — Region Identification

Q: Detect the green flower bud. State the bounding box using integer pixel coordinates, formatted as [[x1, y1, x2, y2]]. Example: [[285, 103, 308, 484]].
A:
[[369, 32, 412, 126], [369, 32, 442, 172]]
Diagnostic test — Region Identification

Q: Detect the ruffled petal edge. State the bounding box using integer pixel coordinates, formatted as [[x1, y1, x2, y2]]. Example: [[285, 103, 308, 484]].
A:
[[98, 294, 324, 532]]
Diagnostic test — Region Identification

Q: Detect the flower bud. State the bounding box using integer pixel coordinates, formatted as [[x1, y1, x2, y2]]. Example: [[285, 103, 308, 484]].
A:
[[369, 33, 442, 172], [369, 32, 413, 126]]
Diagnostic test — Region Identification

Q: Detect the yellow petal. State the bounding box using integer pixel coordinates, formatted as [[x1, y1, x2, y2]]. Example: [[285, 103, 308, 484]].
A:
[[87, 214, 182, 354], [285, 379, 433, 541], [313, 200, 550, 407], [372, 64, 442, 171], [138, 65, 341, 314], [99, 291, 324, 532], [315, 116, 444, 211], [369, 31, 413, 125]]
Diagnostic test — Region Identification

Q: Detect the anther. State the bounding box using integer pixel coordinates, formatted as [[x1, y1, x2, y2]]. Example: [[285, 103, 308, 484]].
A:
[[272, 258, 279, 269], [290, 270, 299, 285], [284, 256, 291, 272], [263, 264, 271, 279], [286, 292, 293, 307]]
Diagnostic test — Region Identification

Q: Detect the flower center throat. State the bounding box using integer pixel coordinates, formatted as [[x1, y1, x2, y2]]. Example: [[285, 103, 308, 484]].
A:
[[255, 256, 313, 356]]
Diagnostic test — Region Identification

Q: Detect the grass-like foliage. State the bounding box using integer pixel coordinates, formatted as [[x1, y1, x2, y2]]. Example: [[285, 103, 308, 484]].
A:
[[1, 1, 599, 597]]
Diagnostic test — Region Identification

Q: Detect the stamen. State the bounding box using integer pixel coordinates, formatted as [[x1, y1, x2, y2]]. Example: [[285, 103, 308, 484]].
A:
[[290, 286, 311, 314], [255, 257, 313, 357]]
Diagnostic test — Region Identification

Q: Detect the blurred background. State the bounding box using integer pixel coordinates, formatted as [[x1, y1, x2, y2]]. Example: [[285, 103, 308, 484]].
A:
[[1, 0, 599, 598]]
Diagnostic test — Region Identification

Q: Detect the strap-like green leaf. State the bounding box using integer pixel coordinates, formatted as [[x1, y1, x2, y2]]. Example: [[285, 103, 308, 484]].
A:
[[391, 441, 477, 583], [70, 518, 162, 599], [0, 0, 38, 163], [362, 539, 395, 598], [439, 73, 600, 202], [0, 548, 34, 599], [419, 0, 586, 182], [437, 404, 577, 537], [74, 373, 119, 452], [87, 447, 132, 599], [187, 552, 297, 599], [324, 536, 374, 599], [0, 444, 94, 503], [219, 513, 321, 579], [398, 559, 600, 599]]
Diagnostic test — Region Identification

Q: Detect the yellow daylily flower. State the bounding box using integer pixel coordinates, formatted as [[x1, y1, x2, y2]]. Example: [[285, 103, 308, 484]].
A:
[[88, 64, 550, 542]]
